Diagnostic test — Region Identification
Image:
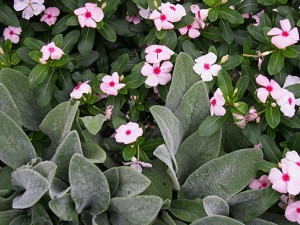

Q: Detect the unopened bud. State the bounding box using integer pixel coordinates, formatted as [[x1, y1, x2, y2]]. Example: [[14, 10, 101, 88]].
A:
[[222, 0, 228, 3], [233, 88, 238, 96], [101, 2, 106, 9], [130, 95, 137, 101], [234, 102, 239, 107], [261, 51, 273, 57], [271, 102, 277, 107], [229, 5, 235, 10], [154, 0, 158, 7], [0, 47, 4, 55], [105, 105, 113, 120], [39, 58, 47, 64], [221, 54, 229, 64], [120, 75, 124, 81]]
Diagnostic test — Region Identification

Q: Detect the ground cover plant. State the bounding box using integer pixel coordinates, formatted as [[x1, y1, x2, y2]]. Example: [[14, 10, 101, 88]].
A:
[[0, 0, 300, 224]]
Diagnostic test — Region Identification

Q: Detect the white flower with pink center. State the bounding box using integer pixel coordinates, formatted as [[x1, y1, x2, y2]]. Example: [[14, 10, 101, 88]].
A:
[[178, 19, 201, 39], [70, 81, 92, 99], [276, 90, 299, 118], [285, 201, 300, 223], [115, 122, 143, 144], [138, 6, 151, 19], [74, 3, 104, 28], [149, 2, 186, 31], [267, 19, 299, 49], [190, 4, 208, 29], [14, 0, 45, 20], [40, 7, 60, 26], [193, 52, 221, 82], [100, 72, 125, 96], [145, 45, 174, 64], [255, 74, 285, 103], [268, 162, 300, 195], [3, 26, 22, 44], [210, 88, 226, 116], [123, 157, 152, 173], [283, 75, 300, 88], [141, 61, 173, 87], [40, 42, 64, 61], [281, 151, 300, 169], [248, 175, 271, 190], [125, 13, 142, 25]]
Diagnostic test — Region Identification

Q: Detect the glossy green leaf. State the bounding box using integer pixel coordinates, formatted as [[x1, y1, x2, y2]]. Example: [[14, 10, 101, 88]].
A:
[[265, 106, 280, 129], [267, 51, 285, 75], [78, 28, 95, 56], [28, 64, 50, 88], [198, 113, 229, 137]]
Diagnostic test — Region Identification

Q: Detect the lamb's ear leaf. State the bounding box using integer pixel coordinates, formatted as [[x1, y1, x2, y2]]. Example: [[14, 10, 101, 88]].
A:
[[49, 194, 78, 221], [203, 196, 229, 216], [31, 203, 52, 225], [191, 215, 244, 225]]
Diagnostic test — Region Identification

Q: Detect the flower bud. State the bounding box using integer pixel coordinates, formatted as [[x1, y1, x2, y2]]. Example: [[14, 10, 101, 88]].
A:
[[271, 102, 277, 107], [105, 105, 113, 120], [39, 58, 47, 64], [221, 54, 229, 64], [0, 47, 4, 55], [101, 2, 106, 9]]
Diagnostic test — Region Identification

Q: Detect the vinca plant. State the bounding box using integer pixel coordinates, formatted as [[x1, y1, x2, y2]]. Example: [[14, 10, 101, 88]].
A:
[[0, 0, 300, 224]]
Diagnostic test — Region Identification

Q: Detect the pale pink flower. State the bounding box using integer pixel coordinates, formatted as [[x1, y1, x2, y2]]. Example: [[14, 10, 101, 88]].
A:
[[267, 19, 299, 49], [193, 52, 221, 81], [281, 151, 300, 168], [285, 201, 300, 223], [178, 19, 201, 39], [100, 72, 125, 96], [40, 42, 64, 61], [283, 75, 300, 88], [252, 10, 264, 27], [14, 0, 45, 20], [123, 157, 152, 173], [138, 6, 151, 19], [74, 3, 104, 28], [268, 162, 300, 195], [190, 4, 208, 29], [233, 107, 260, 129], [3, 26, 22, 44], [242, 13, 250, 19], [70, 81, 92, 99], [145, 45, 174, 64], [40, 7, 60, 26], [210, 88, 226, 116], [141, 61, 173, 87], [278, 194, 288, 209], [149, 2, 186, 31], [254, 143, 263, 150], [276, 90, 298, 118], [115, 122, 143, 144], [125, 13, 142, 25], [255, 74, 285, 103], [249, 175, 271, 190]]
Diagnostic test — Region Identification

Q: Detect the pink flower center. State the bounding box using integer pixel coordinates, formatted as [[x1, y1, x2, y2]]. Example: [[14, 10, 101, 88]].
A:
[[187, 25, 192, 29], [125, 130, 131, 135], [204, 63, 210, 70], [109, 81, 115, 87], [282, 31, 289, 37], [9, 30, 14, 35], [288, 97, 293, 105], [160, 14, 167, 21], [265, 85, 273, 92], [282, 173, 290, 182], [197, 11, 201, 19], [48, 47, 55, 53], [261, 183, 267, 188], [47, 14, 52, 19], [155, 48, 162, 53], [297, 208, 300, 213], [75, 84, 81, 90], [153, 67, 161, 75], [297, 162, 300, 167], [211, 98, 217, 106], [85, 11, 92, 18], [170, 6, 176, 11]]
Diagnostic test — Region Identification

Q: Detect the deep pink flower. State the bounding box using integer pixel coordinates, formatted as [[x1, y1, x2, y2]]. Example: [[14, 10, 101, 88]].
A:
[[141, 61, 173, 87], [74, 3, 104, 28], [40, 7, 60, 26], [285, 201, 300, 223], [123, 157, 152, 173], [193, 52, 221, 81], [210, 88, 226, 116], [145, 44, 174, 64], [70, 81, 91, 99], [3, 26, 22, 44], [40, 42, 64, 61], [267, 19, 299, 49], [255, 74, 285, 103], [190, 4, 208, 29], [249, 175, 271, 190], [178, 19, 200, 39], [125, 13, 142, 25], [115, 122, 143, 144], [100, 72, 125, 96]]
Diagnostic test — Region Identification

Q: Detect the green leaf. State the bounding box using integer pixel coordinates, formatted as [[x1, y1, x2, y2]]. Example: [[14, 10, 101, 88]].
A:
[[111, 54, 129, 74], [78, 28, 95, 56], [28, 64, 50, 88], [203, 0, 214, 6], [61, 0, 78, 11], [131, 0, 148, 9], [180, 148, 263, 200], [222, 55, 243, 70], [261, 187, 281, 209], [246, 218, 277, 225], [62, 30, 81, 54], [11, 169, 50, 209], [52, 14, 72, 35], [33, 161, 57, 184], [173, 15, 194, 29], [122, 73, 146, 89], [9, 215, 31, 225], [109, 195, 163, 225], [234, 75, 249, 101], [287, 133, 300, 151], [267, 51, 285, 75], [208, 8, 219, 22], [218, 69, 233, 99], [23, 37, 44, 50], [219, 8, 244, 24], [219, 20, 234, 44], [52, 34, 64, 48], [0, 2, 19, 27], [159, 30, 177, 50], [257, 161, 278, 173], [82, 142, 106, 163], [0, 111, 36, 169], [169, 199, 206, 222], [0, 210, 26, 225], [80, 114, 107, 135], [103, 0, 121, 13], [191, 215, 244, 225], [98, 22, 117, 42], [106, 19, 136, 37], [286, 83, 300, 98], [76, 50, 99, 68], [31, 203, 53, 225], [265, 106, 280, 129], [104, 168, 119, 196], [242, 124, 261, 145], [198, 113, 229, 137], [247, 26, 269, 44], [203, 196, 229, 216], [49, 194, 78, 222], [182, 41, 201, 60], [260, 135, 282, 163], [40, 101, 79, 145], [0, 166, 13, 190]]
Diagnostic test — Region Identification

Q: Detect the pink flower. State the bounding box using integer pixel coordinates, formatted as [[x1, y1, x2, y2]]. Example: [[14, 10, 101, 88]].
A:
[[125, 13, 142, 25], [255, 74, 285, 103], [149, 2, 186, 31], [248, 175, 271, 190], [210, 88, 226, 116], [267, 19, 299, 49], [190, 4, 208, 29], [100, 72, 125, 96], [285, 201, 300, 223], [268, 162, 300, 195], [123, 157, 152, 173], [178, 19, 201, 39], [281, 151, 300, 168], [252, 10, 264, 27], [193, 52, 221, 81], [276, 90, 298, 118], [138, 6, 151, 19], [74, 3, 104, 28], [70, 81, 92, 99], [40, 42, 64, 61], [14, 0, 45, 20], [145, 45, 174, 64], [3, 26, 22, 44], [115, 122, 143, 144], [141, 61, 173, 87], [283, 75, 300, 88], [40, 7, 60, 26]]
